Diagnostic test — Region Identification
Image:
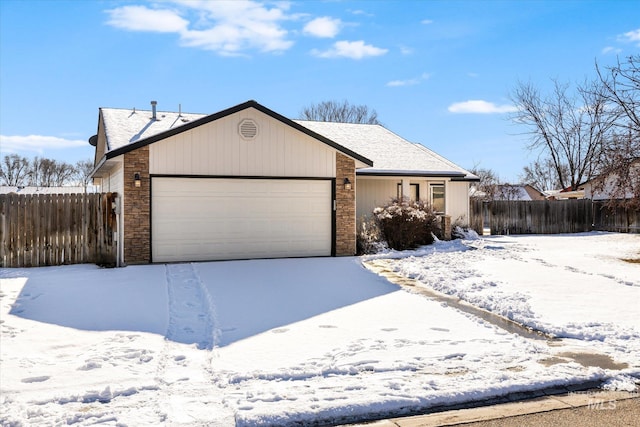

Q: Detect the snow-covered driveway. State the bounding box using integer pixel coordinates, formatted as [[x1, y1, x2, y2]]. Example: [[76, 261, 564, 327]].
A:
[[1, 232, 638, 426]]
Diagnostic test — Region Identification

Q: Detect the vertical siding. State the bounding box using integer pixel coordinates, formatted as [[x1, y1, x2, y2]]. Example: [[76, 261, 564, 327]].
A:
[[149, 108, 336, 177], [446, 181, 471, 224], [356, 179, 398, 220]]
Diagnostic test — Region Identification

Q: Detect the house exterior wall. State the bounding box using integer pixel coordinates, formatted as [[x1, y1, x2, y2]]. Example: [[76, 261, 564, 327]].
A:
[[94, 114, 108, 166], [109, 111, 361, 264], [446, 181, 471, 224], [97, 161, 124, 194], [335, 153, 356, 256], [356, 178, 397, 220], [149, 108, 336, 178], [356, 177, 471, 226], [123, 146, 150, 264]]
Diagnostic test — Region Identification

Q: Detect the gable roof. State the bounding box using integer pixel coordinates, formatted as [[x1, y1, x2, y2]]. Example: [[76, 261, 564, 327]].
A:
[[295, 120, 478, 180], [99, 100, 372, 167], [94, 100, 477, 181]]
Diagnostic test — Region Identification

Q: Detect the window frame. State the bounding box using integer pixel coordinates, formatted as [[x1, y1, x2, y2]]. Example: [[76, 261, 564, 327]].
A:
[[430, 182, 445, 214], [397, 183, 420, 201]]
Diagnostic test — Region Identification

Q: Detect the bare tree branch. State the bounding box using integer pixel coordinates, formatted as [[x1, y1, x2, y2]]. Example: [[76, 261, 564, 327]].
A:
[[299, 100, 381, 124], [0, 154, 30, 186], [510, 79, 617, 190]]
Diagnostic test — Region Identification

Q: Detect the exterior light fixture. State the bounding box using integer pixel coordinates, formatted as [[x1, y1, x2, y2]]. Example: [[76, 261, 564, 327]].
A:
[[134, 172, 141, 188], [343, 177, 352, 190]]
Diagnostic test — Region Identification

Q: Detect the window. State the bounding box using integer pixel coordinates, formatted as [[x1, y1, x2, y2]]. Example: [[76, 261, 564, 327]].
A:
[[397, 183, 419, 201], [430, 183, 445, 213]]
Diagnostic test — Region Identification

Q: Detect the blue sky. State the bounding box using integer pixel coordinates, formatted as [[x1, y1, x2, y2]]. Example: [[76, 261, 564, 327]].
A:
[[1, 0, 638, 182]]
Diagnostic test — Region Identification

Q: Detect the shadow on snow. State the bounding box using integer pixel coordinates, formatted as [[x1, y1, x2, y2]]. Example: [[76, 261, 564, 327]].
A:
[[3, 257, 399, 348]]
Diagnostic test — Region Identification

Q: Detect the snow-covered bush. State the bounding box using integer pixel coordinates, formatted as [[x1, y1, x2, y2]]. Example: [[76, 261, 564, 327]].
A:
[[372, 198, 440, 250], [452, 225, 480, 240], [356, 217, 388, 255]]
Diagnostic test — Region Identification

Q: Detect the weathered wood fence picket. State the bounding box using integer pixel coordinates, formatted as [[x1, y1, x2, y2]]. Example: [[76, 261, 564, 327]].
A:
[[0, 193, 117, 268], [470, 199, 640, 235]]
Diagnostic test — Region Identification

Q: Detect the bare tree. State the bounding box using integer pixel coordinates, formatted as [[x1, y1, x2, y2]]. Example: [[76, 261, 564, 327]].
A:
[[29, 157, 76, 187], [495, 183, 524, 201], [520, 158, 567, 191], [299, 100, 381, 124], [597, 55, 640, 132], [594, 55, 640, 207], [594, 129, 640, 208], [469, 166, 500, 200], [510, 79, 618, 191], [74, 159, 94, 187], [0, 154, 30, 186]]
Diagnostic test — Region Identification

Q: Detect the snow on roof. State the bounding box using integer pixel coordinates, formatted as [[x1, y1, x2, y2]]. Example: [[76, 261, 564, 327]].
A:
[[101, 108, 206, 152], [99, 106, 476, 179], [507, 186, 533, 201], [295, 120, 477, 179]]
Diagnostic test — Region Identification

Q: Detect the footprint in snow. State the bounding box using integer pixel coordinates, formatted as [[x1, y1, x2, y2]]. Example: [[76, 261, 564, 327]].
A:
[[21, 376, 50, 383], [271, 328, 289, 334], [78, 362, 102, 371]]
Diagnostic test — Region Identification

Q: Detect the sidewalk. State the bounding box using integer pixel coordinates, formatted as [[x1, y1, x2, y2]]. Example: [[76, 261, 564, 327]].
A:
[[347, 388, 639, 427]]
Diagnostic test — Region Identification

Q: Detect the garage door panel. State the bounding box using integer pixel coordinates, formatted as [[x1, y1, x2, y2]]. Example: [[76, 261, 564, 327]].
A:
[[152, 178, 332, 262]]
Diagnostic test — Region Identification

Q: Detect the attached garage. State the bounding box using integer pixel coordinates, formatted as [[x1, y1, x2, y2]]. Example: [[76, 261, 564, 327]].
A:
[[151, 177, 334, 262], [91, 100, 372, 265]]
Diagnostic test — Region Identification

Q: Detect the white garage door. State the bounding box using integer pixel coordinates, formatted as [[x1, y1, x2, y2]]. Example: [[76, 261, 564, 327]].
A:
[[152, 177, 333, 262]]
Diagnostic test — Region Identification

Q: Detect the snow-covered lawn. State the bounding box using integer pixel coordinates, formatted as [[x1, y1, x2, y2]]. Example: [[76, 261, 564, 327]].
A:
[[1, 232, 638, 426]]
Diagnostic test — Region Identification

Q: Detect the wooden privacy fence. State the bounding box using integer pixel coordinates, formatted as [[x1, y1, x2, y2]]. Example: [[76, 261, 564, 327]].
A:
[[470, 199, 640, 235], [0, 193, 117, 268]]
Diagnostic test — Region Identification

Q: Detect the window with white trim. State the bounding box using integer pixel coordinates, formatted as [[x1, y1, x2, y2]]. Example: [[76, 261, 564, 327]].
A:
[[430, 183, 445, 213], [397, 183, 419, 201]]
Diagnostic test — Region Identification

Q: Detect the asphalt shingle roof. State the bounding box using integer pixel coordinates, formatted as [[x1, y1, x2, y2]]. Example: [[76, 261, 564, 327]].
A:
[[99, 106, 477, 180]]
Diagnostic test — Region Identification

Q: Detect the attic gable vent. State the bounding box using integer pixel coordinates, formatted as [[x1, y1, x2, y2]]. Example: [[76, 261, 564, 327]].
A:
[[238, 119, 258, 140]]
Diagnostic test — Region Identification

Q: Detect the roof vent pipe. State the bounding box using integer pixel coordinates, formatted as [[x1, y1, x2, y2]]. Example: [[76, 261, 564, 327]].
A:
[[151, 100, 157, 120]]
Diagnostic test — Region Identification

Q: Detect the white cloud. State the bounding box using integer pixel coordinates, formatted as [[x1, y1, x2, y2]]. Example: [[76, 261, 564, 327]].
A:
[[448, 100, 517, 114], [386, 73, 430, 87], [0, 135, 87, 155], [618, 28, 640, 46], [312, 40, 388, 59], [106, 5, 188, 33], [350, 9, 373, 17], [105, 1, 294, 55], [399, 45, 413, 55], [602, 46, 622, 55], [303, 17, 341, 38], [421, 19, 434, 25]]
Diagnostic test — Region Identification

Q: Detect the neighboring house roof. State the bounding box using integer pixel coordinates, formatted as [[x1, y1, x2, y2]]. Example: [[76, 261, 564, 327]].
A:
[[0, 186, 98, 194], [507, 186, 536, 201], [295, 120, 478, 180], [95, 100, 477, 180], [470, 184, 545, 200]]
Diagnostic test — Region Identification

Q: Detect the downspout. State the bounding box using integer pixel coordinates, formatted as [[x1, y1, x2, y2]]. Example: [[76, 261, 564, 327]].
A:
[[119, 194, 124, 267], [113, 195, 123, 267]]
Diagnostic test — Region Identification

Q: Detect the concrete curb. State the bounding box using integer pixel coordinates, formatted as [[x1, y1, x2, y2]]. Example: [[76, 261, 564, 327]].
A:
[[349, 389, 639, 427]]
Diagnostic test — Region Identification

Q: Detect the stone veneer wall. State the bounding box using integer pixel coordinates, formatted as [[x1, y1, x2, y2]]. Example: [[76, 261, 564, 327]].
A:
[[441, 215, 452, 241], [123, 146, 151, 264], [335, 153, 356, 256]]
